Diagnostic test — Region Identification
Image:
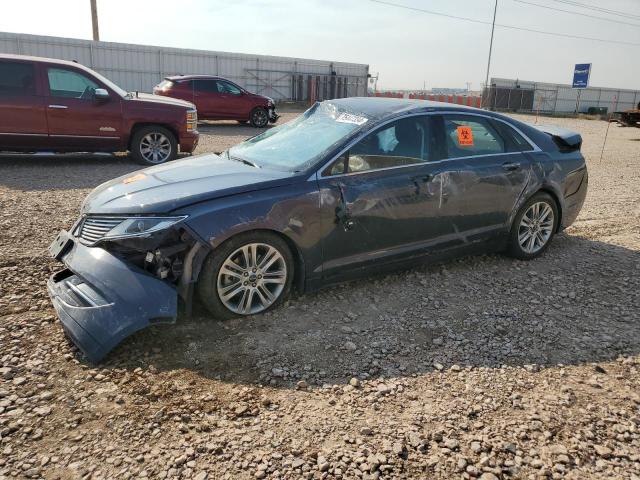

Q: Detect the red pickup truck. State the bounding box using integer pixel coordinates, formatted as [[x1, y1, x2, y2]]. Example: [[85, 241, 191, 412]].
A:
[[0, 54, 198, 165]]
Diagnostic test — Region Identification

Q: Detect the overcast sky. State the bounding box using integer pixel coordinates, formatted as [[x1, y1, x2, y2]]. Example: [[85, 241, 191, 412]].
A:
[[1, 0, 639, 90]]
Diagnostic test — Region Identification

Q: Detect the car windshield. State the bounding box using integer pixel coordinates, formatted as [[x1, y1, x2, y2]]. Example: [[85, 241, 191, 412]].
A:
[[227, 102, 367, 172]]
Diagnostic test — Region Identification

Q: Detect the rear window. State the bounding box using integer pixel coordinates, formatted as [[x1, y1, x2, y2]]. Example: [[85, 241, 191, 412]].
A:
[[0, 61, 36, 96]]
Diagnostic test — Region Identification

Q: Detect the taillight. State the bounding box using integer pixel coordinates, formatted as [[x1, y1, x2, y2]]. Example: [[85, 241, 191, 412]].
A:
[[186, 110, 197, 132]]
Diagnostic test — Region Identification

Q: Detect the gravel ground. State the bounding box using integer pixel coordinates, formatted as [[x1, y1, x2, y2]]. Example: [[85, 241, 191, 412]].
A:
[[0, 109, 639, 480]]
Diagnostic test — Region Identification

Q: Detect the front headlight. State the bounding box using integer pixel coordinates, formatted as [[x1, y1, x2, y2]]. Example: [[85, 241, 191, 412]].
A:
[[103, 216, 188, 240], [186, 109, 197, 131]]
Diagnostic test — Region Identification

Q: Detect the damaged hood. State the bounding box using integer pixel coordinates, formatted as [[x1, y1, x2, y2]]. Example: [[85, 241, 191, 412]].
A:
[[82, 154, 297, 214]]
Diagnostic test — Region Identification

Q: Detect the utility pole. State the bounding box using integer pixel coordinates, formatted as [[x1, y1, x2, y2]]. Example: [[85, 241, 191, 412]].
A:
[[484, 0, 498, 91], [90, 0, 100, 41]]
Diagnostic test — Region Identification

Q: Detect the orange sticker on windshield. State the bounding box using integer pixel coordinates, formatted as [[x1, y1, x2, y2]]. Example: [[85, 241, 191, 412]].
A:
[[457, 126, 474, 146], [123, 173, 146, 184]]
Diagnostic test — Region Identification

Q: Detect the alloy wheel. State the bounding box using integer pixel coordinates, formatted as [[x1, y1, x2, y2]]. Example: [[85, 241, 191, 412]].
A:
[[518, 201, 554, 254], [140, 132, 172, 164], [252, 109, 268, 127], [216, 243, 287, 315]]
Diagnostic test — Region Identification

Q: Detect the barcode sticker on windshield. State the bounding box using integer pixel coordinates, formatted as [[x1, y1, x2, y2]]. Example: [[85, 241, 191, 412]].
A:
[[336, 112, 368, 125]]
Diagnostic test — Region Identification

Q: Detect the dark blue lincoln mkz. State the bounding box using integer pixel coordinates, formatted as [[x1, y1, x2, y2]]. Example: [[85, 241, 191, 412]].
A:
[[48, 98, 588, 362]]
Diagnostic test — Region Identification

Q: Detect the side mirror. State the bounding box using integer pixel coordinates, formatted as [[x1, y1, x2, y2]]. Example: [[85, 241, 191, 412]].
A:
[[94, 88, 109, 101]]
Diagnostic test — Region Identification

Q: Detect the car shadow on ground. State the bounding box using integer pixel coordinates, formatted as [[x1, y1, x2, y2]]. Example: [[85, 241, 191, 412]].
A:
[[96, 233, 640, 389]]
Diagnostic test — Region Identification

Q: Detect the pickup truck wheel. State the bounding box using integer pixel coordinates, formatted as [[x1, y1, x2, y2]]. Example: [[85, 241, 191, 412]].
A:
[[197, 232, 294, 320], [131, 126, 177, 165], [249, 107, 269, 128]]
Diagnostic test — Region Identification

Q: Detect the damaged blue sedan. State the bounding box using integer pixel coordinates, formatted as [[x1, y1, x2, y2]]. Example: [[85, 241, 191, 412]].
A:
[[48, 97, 588, 362]]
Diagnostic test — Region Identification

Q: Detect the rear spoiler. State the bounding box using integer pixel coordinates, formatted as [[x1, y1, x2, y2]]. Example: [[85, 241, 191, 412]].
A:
[[534, 125, 582, 152]]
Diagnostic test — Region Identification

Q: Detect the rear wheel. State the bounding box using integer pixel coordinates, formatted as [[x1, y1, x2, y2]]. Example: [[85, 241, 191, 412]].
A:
[[197, 232, 294, 319], [507, 192, 558, 260], [249, 107, 269, 128], [130, 126, 177, 165]]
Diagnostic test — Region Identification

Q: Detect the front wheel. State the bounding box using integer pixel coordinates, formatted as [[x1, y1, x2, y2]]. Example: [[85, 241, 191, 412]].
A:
[[507, 192, 558, 260], [249, 107, 269, 128], [130, 126, 177, 165], [197, 232, 294, 319]]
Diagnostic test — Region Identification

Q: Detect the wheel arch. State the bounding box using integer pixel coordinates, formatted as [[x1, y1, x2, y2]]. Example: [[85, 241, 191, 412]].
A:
[[536, 187, 563, 232], [128, 122, 179, 151], [197, 228, 306, 293]]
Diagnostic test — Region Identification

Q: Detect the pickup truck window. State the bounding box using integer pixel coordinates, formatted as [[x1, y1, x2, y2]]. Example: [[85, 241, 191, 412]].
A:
[[47, 68, 99, 100], [0, 61, 35, 96]]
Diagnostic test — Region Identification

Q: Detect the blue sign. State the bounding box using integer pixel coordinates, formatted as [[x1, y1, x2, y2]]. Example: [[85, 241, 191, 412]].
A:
[[572, 63, 591, 89]]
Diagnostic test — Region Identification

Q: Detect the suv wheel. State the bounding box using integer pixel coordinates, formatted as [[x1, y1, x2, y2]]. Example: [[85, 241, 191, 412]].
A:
[[249, 107, 269, 128], [197, 232, 294, 320], [507, 192, 558, 260], [131, 126, 177, 165]]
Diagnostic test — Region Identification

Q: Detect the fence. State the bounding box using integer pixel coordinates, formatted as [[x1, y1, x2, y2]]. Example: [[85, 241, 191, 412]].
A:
[[483, 78, 640, 115], [0, 31, 369, 102]]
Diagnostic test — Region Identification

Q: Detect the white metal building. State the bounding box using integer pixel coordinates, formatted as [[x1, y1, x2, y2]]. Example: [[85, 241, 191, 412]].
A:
[[487, 77, 640, 114], [0, 32, 370, 101]]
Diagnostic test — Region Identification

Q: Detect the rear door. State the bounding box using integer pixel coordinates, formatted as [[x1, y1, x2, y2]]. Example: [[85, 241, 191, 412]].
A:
[[44, 66, 123, 150], [432, 113, 534, 244], [193, 79, 220, 118], [0, 59, 48, 149]]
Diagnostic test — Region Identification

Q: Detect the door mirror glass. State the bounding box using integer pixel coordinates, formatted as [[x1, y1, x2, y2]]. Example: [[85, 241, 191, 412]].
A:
[[94, 88, 109, 101]]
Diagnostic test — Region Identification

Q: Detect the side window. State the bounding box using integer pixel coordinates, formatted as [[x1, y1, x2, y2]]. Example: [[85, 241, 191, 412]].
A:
[[47, 68, 99, 99], [0, 61, 36, 96], [217, 81, 242, 95], [193, 79, 217, 93], [443, 115, 506, 158], [493, 121, 534, 152], [326, 117, 430, 175]]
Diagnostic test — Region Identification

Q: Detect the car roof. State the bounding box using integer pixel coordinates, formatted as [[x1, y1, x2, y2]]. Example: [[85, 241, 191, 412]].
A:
[[0, 53, 88, 68], [165, 74, 230, 81], [328, 97, 484, 121]]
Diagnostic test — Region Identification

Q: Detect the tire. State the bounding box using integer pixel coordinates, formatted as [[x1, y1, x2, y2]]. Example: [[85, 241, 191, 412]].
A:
[[130, 125, 177, 165], [507, 192, 559, 260], [249, 107, 269, 128], [197, 231, 294, 320]]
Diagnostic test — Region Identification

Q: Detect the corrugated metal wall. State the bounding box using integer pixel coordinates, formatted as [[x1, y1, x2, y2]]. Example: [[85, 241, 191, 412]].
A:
[[0, 32, 369, 101], [487, 77, 640, 114]]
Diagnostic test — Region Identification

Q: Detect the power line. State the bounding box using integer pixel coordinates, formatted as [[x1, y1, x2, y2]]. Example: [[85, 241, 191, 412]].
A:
[[548, 0, 640, 20], [368, 0, 640, 47], [512, 0, 640, 28]]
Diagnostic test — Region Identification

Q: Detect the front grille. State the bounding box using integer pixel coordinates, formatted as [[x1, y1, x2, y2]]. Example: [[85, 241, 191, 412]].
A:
[[77, 216, 126, 244]]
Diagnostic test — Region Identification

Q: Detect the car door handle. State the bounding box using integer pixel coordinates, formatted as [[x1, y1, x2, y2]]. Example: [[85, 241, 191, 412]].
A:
[[502, 161, 521, 171], [48, 104, 68, 109]]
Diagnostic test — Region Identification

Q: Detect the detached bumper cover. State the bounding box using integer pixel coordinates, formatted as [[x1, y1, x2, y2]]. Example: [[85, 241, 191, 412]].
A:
[[268, 106, 279, 122], [47, 238, 177, 363]]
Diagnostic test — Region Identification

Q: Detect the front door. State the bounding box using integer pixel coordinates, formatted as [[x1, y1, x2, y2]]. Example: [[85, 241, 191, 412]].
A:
[[432, 113, 533, 244], [317, 115, 451, 278], [215, 80, 251, 119], [0, 59, 48, 149], [44, 66, 123, 150]]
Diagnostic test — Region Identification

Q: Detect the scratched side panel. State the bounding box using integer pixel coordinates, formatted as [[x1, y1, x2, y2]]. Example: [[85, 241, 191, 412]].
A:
[[174, 181, 325, 285]]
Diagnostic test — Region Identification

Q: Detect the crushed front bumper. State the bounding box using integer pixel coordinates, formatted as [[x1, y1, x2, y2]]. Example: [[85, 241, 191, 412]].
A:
[[268, 106, 279, 123], [47, 232, 177, 363]]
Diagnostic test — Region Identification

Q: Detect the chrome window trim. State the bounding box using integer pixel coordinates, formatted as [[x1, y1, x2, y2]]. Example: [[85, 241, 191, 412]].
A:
[[310, 110, 541, 181]]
